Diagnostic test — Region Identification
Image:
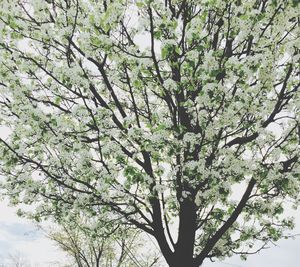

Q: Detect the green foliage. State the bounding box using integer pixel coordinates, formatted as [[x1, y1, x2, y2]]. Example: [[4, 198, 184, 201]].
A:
[[0, 0, 299, 266]]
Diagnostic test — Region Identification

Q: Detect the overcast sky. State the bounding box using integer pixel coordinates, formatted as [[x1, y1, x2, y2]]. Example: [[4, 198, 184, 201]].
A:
[[0, 200, 68, 266]]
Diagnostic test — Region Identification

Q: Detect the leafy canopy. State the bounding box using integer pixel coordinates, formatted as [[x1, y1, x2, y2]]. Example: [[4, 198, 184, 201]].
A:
[[0, 0, 299, 266]]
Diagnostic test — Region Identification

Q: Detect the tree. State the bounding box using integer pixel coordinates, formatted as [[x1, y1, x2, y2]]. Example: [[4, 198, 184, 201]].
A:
[[45, 212, 160, 267], [0, 0, 299, 266], [0, 251, 31, 267]]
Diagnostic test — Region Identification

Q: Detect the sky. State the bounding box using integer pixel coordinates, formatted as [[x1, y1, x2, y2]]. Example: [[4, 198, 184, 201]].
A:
[[204, 226, 300, 267], [0, 200, 68, 266]]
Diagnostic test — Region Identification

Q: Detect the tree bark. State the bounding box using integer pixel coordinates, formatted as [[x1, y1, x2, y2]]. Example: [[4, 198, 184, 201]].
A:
[[171, 199, 198, 267]]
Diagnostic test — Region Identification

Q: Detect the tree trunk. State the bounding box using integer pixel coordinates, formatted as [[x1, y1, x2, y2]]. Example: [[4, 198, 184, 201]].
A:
[[168, 258, 198, 267], [170, 199, 198, 267]]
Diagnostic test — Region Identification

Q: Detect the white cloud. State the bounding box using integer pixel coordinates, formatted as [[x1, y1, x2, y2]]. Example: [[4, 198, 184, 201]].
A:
[[0, 201, 30, 225], [0, 200, 68, 266]]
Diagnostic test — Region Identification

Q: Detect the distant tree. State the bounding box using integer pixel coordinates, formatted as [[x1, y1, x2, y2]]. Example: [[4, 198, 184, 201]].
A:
[[45, 213, 160, 267], [0, 252, 31, 267], [0, 1, 300, 267]]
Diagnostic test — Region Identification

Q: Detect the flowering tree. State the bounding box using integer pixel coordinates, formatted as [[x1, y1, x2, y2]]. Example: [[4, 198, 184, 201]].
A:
[[0, 0, 299, 266]]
